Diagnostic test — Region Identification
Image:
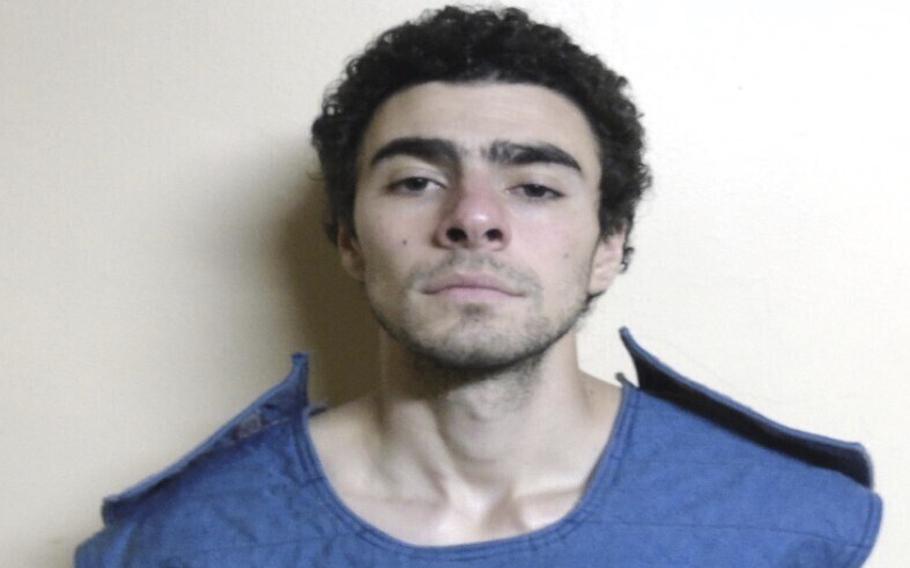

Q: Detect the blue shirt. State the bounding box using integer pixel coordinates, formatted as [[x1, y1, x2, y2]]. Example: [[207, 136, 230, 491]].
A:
[[76, 329, 882, 566]]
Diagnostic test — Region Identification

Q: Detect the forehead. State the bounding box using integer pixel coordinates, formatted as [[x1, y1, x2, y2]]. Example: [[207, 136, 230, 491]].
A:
[[357, 82, 601, 176]]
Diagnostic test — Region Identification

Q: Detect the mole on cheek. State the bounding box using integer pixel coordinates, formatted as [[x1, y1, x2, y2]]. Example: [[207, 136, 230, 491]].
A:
[[401, 239, 408, 246]]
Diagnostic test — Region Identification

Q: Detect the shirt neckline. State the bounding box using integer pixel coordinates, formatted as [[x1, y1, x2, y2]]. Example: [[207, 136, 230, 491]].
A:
[[292, 378, 639, 559]]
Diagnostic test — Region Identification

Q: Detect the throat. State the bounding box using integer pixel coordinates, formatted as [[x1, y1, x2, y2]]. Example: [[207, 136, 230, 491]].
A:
[[402, 339, 546, 404], [380, 350, 551, 467], [436, 363, 540, 419]]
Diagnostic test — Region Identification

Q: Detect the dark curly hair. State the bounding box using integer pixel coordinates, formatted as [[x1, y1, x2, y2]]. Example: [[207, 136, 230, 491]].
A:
[[311, 5, 650, 270]]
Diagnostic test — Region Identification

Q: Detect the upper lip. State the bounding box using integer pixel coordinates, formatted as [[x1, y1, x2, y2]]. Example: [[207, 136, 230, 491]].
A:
[[422, 273, 522, 296]]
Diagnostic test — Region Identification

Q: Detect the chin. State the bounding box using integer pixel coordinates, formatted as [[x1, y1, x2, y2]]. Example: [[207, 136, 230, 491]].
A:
[[371, 293, 586, 375], [416, 342, 543, 373], [399, 317, 574, 376]]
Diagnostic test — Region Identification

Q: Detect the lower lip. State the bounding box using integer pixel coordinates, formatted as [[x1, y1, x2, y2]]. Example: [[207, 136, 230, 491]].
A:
[[433, 287, 517, 301]]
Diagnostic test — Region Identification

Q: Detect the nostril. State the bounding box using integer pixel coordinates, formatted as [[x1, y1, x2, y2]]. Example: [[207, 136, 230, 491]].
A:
[[446, 227, 468, 242], [486, 228, 503, 241]]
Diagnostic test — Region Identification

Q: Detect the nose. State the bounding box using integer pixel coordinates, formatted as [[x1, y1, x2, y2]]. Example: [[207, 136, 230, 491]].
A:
[[434, 181, 510, 251]]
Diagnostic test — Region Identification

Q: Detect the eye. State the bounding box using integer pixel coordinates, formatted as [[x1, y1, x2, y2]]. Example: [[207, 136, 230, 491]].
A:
[[515, 184, 563, 200], [388, 177, 443, 194]]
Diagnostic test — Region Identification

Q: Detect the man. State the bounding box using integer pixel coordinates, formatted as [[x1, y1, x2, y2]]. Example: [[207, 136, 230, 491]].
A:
[[76, 6, 881, 566]]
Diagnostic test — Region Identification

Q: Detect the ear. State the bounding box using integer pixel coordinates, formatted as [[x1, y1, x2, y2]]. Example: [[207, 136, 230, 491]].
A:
[[337, 225, 365, 282], [588, 231, 626, 296]]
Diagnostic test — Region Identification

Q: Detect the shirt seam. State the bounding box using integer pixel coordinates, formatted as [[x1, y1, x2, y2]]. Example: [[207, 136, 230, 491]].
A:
[[839, 490, 883, 568], [584, 518, 870, 548]]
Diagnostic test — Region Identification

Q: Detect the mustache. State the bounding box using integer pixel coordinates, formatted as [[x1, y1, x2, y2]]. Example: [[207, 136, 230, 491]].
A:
[[410, 252, 541, 295]]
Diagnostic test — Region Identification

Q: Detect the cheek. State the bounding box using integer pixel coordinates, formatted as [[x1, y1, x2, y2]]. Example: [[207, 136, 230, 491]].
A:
[[356, 219, 416, 284], [524, 226, 598, 291], [355, 194, 428, 246], [523, 220, 593, 262]]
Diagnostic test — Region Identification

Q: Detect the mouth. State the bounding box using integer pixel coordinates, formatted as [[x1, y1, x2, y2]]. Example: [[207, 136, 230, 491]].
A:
[[422, 273, 523, 300]]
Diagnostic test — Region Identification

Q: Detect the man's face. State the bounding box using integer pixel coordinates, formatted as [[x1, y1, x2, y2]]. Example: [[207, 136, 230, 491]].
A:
[[339, 82, 624, 370]]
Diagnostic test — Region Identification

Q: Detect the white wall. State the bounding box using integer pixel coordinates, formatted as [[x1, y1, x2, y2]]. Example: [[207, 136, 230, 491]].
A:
[[1, 0, 906, 565]]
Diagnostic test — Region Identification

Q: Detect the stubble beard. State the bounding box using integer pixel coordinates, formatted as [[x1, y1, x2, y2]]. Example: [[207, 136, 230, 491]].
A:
[[368, 279, 589, 385]]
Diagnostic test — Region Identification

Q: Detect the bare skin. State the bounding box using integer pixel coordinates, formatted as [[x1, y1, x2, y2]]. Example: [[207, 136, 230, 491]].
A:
[[309, 82, 626, 546]]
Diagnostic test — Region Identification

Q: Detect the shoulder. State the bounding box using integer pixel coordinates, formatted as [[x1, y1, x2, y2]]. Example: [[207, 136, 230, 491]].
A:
[[75, 354, 341, 567], [615, 328, 883, 566]]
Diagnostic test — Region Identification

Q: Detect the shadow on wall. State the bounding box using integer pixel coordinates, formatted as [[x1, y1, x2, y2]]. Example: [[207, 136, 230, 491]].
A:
[[60, 146, 380, 568], [273, 149, 379, 406]]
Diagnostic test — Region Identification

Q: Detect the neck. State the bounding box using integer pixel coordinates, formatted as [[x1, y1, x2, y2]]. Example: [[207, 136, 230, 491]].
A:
[[366, 329, 612, 500]]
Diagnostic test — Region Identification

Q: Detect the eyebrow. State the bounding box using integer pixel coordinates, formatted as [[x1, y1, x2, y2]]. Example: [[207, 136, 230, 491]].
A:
[[367, 136, 584, 175], [485, 140, 583, 174], [368, 137, 462, 169]]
